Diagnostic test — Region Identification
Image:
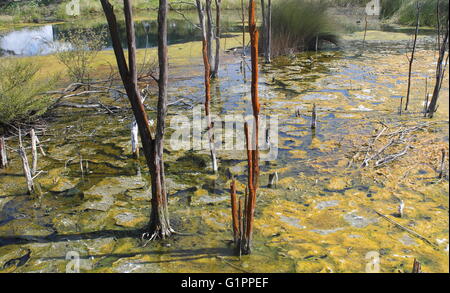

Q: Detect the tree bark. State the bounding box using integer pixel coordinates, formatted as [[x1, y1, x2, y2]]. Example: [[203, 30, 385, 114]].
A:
[[101, 0, 172, 238], [249, 0, 260, 189]]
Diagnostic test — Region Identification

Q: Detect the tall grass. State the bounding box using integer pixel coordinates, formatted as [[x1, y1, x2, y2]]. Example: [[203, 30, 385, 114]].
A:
[[270, 0, 339, 57]]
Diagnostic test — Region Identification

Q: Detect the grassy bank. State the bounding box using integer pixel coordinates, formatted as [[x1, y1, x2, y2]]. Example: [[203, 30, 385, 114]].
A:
[[381, 0, 449, 27]]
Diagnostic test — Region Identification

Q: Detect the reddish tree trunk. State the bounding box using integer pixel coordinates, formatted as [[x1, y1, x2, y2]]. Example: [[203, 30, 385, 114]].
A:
[[101, 0, 172, 238]]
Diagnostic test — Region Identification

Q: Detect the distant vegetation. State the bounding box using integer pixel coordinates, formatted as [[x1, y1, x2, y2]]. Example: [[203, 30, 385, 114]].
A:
[[0, 0, 245, 25], [270, 0, 339, 56], [381, 0, 449, 27]]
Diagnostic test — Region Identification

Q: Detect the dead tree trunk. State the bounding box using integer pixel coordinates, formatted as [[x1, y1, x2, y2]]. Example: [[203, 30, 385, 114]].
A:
[[362, 14, 368, 51], [243, 0, 260, 255], [230, 179, 239, 245], [101, 0, 173, 239], [405, 1, 420, 111], [213, 0, 221, 78], [197, 0, 219, 173], [0, 136, 7, 168], [230, 0, 260, 256], [438, 148, 446, 179], [241, 0, 246, 55], [131, 95, 146, 158], [412, 258, 422, 273], [131, 120, 139, 158], [427, 18, 449, 118], [260, 0, 266, 58], [266, 0, 272, 63], [30, 129, 38, 176], [205, 0, 215, 76], [268, 171, 278, 188], [249, 0, 260, 191], [311, 103, 317, 129], [18, 129, 34, 195]]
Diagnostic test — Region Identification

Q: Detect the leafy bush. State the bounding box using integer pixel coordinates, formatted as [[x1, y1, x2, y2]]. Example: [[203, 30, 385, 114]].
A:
[[0, 59, 55, 126], [270, 0, 339, 57], [56, 27, 107, 82]]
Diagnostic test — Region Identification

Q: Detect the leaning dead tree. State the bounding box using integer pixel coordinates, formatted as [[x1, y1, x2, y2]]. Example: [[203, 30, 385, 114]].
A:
[[405, 1, 421, 111], [197, 0, 219, 173], [230, 0, 260, 256], [101, 0, 174, 239], [427, 15, 449, 118]]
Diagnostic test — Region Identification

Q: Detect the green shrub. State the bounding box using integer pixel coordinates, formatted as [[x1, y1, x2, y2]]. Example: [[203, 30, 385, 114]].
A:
[[56, 27, 107, 82], [0, 59, 55, 126], [270, 0, 339, 56]]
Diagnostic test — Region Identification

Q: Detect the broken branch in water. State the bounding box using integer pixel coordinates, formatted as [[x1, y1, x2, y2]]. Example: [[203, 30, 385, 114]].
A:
[[373, 209, 439, 250], [358, 121, 444, 169]]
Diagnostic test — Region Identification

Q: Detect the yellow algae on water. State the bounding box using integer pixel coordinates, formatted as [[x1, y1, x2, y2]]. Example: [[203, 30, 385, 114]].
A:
[[326, 177, 350, 190]]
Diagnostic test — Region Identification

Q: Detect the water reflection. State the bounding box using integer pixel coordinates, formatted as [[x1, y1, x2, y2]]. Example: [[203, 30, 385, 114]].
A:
[[0, 18, 201, 57], [0, 25, 64, 56], [0, 16, 240, 57]]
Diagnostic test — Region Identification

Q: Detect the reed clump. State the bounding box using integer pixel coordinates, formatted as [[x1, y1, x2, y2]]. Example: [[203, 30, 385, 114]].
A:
[[270, 0, 339, 57]]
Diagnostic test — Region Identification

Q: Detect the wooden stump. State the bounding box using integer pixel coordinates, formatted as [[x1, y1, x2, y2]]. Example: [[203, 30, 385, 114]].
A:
[[0, 136, 7, 168]]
